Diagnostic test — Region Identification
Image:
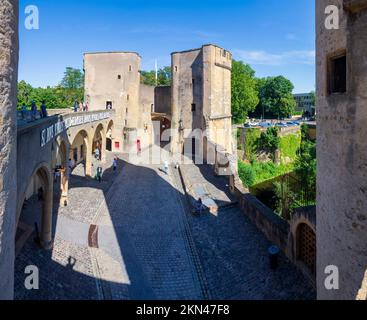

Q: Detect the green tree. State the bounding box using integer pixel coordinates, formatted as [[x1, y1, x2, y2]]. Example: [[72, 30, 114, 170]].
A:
[[60, 67, 84, 89], [59, 67, 85, 107], [258, 127, 280, 161], [140, 70, 156, 86], [231, 60, 259, 124], [310, 90, 316, 106], [17, 80, 34, 107], [294, 139, 316, 201], [141, 66, 172, 86], [258, 76, 296, 119], [238, 161, 255, 188]]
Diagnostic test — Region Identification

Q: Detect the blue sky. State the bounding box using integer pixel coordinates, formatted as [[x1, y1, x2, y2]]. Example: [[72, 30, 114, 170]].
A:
[[19, 0, 315, 93]]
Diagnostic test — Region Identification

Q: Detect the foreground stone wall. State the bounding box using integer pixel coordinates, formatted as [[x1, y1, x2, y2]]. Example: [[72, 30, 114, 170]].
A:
[[0, 0, 18, 300], [317, 0, 367, 300]]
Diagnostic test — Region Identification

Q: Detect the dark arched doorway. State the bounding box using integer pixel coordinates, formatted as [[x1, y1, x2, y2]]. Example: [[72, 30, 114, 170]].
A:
[[16, 166, 53, 256], [152, 114, 171, 147]]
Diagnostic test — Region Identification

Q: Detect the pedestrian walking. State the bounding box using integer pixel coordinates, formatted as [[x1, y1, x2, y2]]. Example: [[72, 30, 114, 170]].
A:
[[31, 101, 37, 121], [21, 103, 27, 120], [96, 166, 103, 183], [73, 100, 78, 113], [40, 100, 48, 118], [113, 157, 118, 174], [94, 147, 100, 160], [164, 160, 169, 175]]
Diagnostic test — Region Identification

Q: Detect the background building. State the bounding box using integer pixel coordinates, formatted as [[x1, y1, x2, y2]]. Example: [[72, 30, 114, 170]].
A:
[[293, 93, 315, 116], [84, 44, 233, 160]]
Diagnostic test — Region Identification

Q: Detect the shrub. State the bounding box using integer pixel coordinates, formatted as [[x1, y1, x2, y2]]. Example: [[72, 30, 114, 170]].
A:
[[238, 161, 255, 188]]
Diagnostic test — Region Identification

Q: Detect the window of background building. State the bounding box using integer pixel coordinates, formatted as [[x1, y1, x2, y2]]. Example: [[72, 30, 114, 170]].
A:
[[191, 103, 196, 112], [129, 65, 132, 72], [328, 53, 347, 94], [106, 101, 113, 109], [151, 104, 154, 113], [118, 75, 121, 80]]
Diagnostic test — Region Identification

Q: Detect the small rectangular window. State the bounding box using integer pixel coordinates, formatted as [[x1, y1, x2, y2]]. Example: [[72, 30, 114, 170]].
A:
[[175, 66, 178, 72], [192, 79, 195, 87], [151, 104, 154, 113], [223, 49, 227, 58], [106, 101, 113, 109], [126, 108, 128, 114], [328, 53, 347, 94], [118, 75, 121, 80], [191, 103, 196, 112], [127, 94, 130, 101], [129, 65, 132, 72]]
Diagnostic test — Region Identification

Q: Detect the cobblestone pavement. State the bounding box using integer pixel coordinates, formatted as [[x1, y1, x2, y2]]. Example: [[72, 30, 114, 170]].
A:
[[177, 164, 316, 300], [15, 151, 315, 300]]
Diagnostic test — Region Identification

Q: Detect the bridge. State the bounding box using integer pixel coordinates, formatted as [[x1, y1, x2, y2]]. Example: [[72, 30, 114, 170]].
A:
[[16, 110, 115, 249]]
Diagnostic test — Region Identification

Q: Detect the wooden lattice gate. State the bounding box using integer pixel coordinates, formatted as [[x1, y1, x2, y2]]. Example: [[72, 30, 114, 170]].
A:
[[297, 223, 316, 275]]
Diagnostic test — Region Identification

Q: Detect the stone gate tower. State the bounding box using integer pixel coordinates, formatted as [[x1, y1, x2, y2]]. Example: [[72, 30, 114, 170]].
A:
[[0, 0, 18, 300], [84, 52, 141, 152], [171, 44, 233, 158]]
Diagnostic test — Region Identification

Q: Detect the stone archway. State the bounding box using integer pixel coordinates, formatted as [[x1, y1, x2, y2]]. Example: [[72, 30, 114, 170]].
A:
[[70, 130, 91, 176], [152, 114, 171, 147], [55, 140, 69, 206], [106, 120, 114, 152], [92, 124, 106, 162], [16, 165, 53, 256]]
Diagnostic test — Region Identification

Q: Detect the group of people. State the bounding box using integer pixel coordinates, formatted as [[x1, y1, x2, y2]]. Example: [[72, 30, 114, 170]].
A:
[[20, 100, 48, 121], [73, 100, 89, 113]]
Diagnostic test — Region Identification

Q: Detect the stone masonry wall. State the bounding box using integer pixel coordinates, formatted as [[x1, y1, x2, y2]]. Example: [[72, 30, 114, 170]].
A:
[[317, 0, 367, 300], [0, 0, 18, 300]]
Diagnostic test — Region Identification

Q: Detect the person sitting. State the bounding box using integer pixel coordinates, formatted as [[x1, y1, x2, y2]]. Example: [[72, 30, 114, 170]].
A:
[[192, 198, 205, 215]]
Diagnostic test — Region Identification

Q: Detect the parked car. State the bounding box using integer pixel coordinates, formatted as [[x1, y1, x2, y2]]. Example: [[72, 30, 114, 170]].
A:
[[259, 122, 272, 128]]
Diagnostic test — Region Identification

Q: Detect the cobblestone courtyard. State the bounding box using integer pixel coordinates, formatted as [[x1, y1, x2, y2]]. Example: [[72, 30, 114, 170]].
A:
[[15, 151, 315, 300]]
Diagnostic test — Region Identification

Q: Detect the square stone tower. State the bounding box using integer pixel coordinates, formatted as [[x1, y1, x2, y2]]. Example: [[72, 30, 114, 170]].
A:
[[171, 44, 232, 159], [84, 52, 141, 152], [316, 0, 367, 300]]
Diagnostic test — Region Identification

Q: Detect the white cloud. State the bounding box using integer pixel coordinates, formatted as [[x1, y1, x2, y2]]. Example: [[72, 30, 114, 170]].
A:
[[234, 49, 315, 66]]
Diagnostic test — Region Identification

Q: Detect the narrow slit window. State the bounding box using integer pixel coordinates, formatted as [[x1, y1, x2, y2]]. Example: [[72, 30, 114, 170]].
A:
[[329, 54, 346, 94], [191, 103, 196, 112]]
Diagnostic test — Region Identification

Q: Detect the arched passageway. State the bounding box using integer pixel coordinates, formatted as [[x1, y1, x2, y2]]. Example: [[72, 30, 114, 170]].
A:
[[106, 120, 114, 152], [16, 166, 53, 256], [152, 115, 171, 147], [92, 124, 106, 162], [54, 140, 69, 207], [70, 130, 91, 176]]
